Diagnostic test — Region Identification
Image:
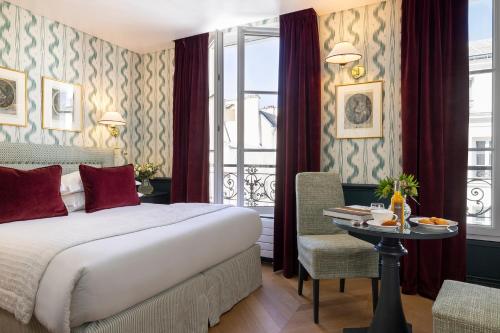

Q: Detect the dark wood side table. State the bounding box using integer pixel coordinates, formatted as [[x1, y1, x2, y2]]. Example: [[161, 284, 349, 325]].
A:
[[332, 218, 459, 333], [140, 192, 169, 204], [137, 177, 171, 205]]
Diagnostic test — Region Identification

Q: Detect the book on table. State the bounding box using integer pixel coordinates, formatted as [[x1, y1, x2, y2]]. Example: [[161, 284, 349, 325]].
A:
[[323, 206, 372, 222]]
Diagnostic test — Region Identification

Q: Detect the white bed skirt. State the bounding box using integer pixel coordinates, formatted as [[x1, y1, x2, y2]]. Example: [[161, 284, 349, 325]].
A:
[[0, 245, 262, 333]]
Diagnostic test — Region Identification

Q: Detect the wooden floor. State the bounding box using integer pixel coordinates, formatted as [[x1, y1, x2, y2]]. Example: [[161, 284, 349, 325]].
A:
[[209, 263, 433, 333]]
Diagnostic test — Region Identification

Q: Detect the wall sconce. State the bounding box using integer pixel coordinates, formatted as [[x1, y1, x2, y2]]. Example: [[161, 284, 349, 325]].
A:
[[326, 41, 366, 79], [351, 65, 366, 79], [99, 111, 126, 139]]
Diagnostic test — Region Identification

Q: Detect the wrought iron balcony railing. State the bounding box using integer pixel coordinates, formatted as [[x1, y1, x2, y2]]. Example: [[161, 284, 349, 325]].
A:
[[467, 146, 492, 224], [222, 164, 276, 207], [212, 149, 493, 220], [467, 168, 492, 221]]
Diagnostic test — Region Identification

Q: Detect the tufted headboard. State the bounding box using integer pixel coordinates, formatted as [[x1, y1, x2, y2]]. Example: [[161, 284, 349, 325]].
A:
[[0, 142, 115, 174]]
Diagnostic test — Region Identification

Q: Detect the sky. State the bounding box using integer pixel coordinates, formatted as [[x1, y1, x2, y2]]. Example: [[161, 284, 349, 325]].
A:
[[469, 0, 493, 41], [223, 36, 279, 107]]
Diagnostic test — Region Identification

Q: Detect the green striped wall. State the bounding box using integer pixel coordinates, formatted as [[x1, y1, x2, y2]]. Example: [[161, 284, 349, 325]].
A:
[[140, 49, 174, 177], [319, 0, 402, 184], [0, 1, 174, 174]]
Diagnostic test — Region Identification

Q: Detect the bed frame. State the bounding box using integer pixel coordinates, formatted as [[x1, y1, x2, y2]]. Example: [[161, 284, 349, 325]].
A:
[[0, 142, 262, 333], [0, 142, 114, 173]]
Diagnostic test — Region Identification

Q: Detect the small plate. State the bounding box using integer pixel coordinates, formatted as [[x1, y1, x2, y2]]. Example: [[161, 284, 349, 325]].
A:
[[366, 219, 400, 229], [410, 217, 458, 229]]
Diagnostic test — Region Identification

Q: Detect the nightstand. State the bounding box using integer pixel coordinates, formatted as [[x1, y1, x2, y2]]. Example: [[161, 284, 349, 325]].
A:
[[140, 191, 169, 204], [137, 177, 171, 205]]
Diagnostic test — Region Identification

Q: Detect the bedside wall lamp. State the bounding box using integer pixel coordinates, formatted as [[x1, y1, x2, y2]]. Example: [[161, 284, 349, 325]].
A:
[[326, 41, 366, 79], [99, 111, 126, 138]]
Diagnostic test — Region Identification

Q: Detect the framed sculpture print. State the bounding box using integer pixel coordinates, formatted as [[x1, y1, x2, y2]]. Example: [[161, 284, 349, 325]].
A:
[[42, 77, 83, 132], [0, 66, 27, 127], [335, 80, 383, 139]]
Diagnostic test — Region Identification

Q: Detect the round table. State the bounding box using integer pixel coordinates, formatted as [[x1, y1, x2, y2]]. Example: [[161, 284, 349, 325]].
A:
[[332, 218, 458, 333]]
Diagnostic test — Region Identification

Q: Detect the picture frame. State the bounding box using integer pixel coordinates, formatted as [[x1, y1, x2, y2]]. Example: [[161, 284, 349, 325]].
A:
[[42, 77, 83, 132], [0, 66, 27, 127], [335, 80, 383, 139]]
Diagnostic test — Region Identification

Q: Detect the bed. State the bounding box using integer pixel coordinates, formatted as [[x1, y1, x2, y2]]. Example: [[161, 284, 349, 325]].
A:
[[0, 142, 263, 333]]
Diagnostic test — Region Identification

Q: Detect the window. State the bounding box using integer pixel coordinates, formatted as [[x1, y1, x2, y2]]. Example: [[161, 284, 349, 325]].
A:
[[467, 0, 499, 238], [472, 139, 492, 177], [209, 27, 279, 215]]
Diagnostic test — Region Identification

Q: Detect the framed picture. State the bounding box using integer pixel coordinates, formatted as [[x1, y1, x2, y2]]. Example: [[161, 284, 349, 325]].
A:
[[0, 66, 27, 127], [42, 77, 83, 132], [335, 80, 383, 139]]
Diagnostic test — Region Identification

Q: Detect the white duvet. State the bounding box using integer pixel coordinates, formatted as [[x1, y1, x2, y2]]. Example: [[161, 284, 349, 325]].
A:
[[0, 203, 261, 333]]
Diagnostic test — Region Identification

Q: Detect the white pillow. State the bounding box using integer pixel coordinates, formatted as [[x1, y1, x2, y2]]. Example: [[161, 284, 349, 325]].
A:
[[62, 192, 86, 212], [61, 172, 140, 194], [61, 171, 84, 194], [63, 191, 143, 213]]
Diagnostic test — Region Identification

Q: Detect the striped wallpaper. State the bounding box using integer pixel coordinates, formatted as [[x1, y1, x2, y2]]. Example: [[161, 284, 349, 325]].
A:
[[0, 0, 402, 181], [139, 49, 174, 177], [319, 0, 402, 184], [0, 1, 174, 176]]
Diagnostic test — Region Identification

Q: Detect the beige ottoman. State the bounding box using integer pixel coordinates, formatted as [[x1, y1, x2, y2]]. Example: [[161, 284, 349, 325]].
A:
[[433, 280, 500, 333]]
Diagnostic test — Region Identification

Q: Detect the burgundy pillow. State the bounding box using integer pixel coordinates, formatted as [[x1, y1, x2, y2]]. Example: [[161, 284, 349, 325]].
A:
[[0, 165, 68, 224], [79, 164, 140, 213]]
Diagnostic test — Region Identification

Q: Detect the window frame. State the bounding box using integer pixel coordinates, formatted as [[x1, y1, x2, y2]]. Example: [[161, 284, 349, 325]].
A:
[[467, 0, 500, 240], [210, 26, 279, 215], [237, 27, 279, 214]]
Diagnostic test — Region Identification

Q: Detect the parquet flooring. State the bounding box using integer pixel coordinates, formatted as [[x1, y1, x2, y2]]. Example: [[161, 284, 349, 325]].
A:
[[209, 263, 433, 333]]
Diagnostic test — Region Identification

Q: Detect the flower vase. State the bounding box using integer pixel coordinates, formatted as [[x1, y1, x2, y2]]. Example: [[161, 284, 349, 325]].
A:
[[138, 178, 154, 195]]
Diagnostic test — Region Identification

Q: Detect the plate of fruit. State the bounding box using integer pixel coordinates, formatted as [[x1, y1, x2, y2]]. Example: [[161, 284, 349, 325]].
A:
[[409, 217, 458, 229]]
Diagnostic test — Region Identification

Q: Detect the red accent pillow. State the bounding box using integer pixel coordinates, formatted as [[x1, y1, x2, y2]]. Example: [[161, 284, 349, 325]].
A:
[[0, 165, 68, 224], [79, 164, 140, 213]]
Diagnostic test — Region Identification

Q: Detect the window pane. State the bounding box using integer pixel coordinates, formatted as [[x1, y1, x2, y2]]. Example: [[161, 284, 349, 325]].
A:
[[467, 172, 492, 225], [243, 151, 276, 207], [222, 96, 238, 205], [216, 29, 279, 209], [243, 93, 277, 149], [469, 0, 493, 70], [244, 35, 279, 92], [467, 72, 492, 225], [224, 36, 237, 101], [223, 164, 237, 206]]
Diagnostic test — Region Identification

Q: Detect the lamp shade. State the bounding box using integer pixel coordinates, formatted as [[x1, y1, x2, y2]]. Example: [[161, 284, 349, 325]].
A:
[[99, 111, 126, 126], [326, 41, 362, 65]]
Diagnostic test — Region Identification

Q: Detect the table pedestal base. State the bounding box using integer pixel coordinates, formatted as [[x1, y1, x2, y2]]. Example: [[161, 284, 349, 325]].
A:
[[343, 237, 411, 333]]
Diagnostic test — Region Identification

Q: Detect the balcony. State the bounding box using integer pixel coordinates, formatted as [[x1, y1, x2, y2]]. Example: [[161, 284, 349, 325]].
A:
[[467, 147, 492, 226], [222, 164, 276, 207]]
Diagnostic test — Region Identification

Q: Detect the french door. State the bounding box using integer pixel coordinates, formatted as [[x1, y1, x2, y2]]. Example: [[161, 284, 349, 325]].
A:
[[209, 27, 279, 215]]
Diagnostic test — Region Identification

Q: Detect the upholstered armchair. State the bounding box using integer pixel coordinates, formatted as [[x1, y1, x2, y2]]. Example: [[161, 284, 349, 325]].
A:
[[296, 172, 379, 324]]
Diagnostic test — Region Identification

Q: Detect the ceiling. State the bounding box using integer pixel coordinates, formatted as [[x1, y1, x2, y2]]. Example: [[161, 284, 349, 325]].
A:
[[9, 0, 380, 54]]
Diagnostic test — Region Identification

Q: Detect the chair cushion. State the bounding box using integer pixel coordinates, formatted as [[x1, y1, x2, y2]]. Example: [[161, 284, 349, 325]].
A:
[[433, 280, 500, 333], [298, 234, 379, 279]]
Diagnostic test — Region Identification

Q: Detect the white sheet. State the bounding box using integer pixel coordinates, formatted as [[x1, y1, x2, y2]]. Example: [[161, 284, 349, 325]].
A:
[[34, 204, 261, 332]]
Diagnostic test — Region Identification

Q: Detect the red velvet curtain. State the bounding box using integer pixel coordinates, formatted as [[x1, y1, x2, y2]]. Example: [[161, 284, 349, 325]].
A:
[[401, 0, 469, 299], [273, 8, 321, 278], [171, 33, 209, 203]]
